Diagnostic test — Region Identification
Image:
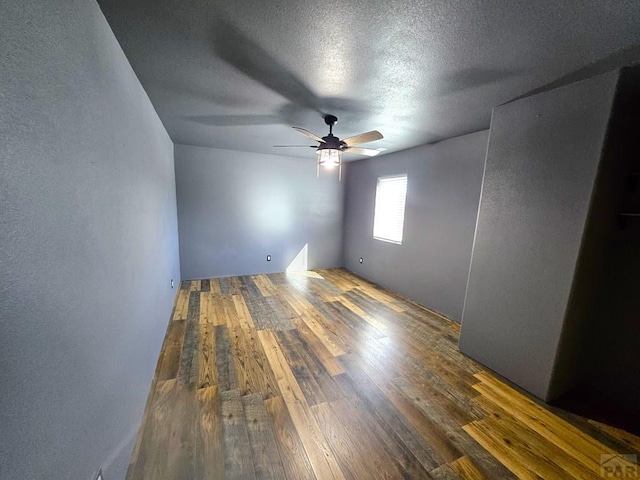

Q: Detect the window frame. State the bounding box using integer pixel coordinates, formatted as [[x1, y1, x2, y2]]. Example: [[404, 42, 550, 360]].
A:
[[372, 173, 408, 245]]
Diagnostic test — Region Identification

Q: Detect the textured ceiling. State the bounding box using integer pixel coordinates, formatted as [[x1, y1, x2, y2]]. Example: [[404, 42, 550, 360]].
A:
[[97, 0, 640, 160]]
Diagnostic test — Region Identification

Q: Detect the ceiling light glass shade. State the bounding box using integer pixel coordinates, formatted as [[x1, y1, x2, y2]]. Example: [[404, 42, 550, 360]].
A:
[[317, 148, 342, 168]]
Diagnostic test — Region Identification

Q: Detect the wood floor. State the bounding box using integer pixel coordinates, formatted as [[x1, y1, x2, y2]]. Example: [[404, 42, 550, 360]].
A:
[[127, 269, 640, 479]]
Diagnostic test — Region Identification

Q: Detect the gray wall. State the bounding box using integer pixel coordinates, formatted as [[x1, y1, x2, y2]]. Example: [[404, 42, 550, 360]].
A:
[[343, 131, 488, 321], [175, 144, 344, 279], [459, 71, 618, 401], [592, 212, 640, 413], [574, 66, 640, 416], [0, 2, 180, 479]]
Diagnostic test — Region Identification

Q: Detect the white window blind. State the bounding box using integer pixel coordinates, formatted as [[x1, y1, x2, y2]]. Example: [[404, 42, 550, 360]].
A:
[[373, 174, 408, 244]]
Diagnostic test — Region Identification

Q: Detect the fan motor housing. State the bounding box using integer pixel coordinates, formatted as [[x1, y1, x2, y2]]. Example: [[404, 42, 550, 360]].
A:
[[318, 135, 345, 151], [324, 114, 338, 126]]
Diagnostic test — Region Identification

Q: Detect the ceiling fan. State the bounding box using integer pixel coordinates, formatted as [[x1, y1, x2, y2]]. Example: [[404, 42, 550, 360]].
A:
[[274, 115, 384, 180]]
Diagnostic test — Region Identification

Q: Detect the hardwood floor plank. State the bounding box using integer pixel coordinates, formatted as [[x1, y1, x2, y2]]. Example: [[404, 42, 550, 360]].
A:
[[462, 422, 542, 480], [168, 383, 198, 478], [253, 274, 277, 297], [332, 372, 359, 399], [449, 456, 486, 480], [588, 419, 640, 454], [197, 321, 217, 389], [129, 268, 640, 480], [288, 328, 344, 399], [226, 302, 278, 397], [231, 293, 256, 330], [220, 389, 257, 480], [199, 291, 213, 324], [220, 295, 246, 330], [187, 289, 200, 322], [472, 374, 616, 468], [195, 385, 224, 480], [276, 329, 328, 406], [332, 396, 431, 479], [430, 464, 464, 480], [214, 324, 238, 392], [219, 277, 233, 295], [327, 300, 386, 341], [308, 276, 342, 302], [474, 395, 597, 479], [292, 317, 345, 376], [127, 380, 176, 479], [278, 289, 307, 316], [319, 269, 360, 292], [245, 326, 280, 398], [126, 386, 154, 479], [394, 378, 492, 462], [350, 343, 512, 478], [173, 287, 190, 321], [298, 310, 348, 357], [242, 394, 288, 479], [209, 294, 230, 326], [277, 329, 344, 405], [362, 335, 483, 422], [340, 354, 444, 471], [178, 291, 200, 386], [264, 395, 316, 480], [258, 329, 346, 480], [354, 284, 405, 313], [243, 293, 275, 330], [344, 352, 463, 463], [345, 395, 434, 479], [266, 295, 296, 330], [281, 287, 317, 314], [335, 295, 389, 333], [465, 418, 571, 480], [274, 290, 301, 319], [209, 278, 222, 296], [226, 308, 253, 396], [311, 401, 378, 480], [157, 320, 186, 382], [131, 380, 198, 479]]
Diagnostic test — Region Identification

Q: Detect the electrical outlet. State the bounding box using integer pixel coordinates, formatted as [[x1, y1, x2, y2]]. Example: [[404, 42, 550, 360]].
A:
[[359, 257, 363, 264], [266, 255, 271, 262], [171, 278, 174, 289]]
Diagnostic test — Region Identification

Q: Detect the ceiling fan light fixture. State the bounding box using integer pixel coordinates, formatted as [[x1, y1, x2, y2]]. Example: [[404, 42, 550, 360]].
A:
[[316, 148, 343, 180], [317, 148, 342, 167], [281, 114, 383, 182]]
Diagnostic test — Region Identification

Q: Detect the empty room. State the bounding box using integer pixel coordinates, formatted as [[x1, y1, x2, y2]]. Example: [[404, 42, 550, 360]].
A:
[[2, 1, 640, 479]]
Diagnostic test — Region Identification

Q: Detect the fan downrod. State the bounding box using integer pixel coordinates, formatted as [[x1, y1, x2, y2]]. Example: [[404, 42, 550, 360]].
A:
[[324, 114, 338, 135]]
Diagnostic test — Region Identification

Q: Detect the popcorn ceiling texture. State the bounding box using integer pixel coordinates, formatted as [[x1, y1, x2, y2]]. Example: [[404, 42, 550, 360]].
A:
[[98, 0, 640, 159]]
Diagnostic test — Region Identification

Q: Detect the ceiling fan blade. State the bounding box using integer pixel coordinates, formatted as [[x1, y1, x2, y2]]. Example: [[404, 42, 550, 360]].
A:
[[345, 147, 381, 157], [342, 130, 383, 146], [292, 127, 325, 143], [273, 145, 317, 148]]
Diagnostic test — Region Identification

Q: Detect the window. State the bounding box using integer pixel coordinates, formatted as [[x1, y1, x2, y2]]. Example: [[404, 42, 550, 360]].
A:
[[373, 174, 408, 244]]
